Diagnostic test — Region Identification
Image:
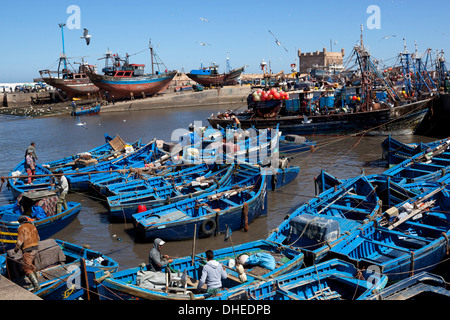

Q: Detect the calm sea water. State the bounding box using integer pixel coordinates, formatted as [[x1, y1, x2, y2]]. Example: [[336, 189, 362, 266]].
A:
[[1, 107, 446, 280]]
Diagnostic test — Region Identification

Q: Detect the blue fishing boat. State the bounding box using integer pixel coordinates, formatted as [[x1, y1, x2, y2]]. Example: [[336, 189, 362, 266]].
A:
[[0, 190, 82, 252], [212, 259, 388, 300], [94, 239, 303, 300], [41, 134, 141, 172], [107, 164, 235, 220], [132, 171, 266, 241], [382, 138, 450, 184], [70, 103, 101, 116], [278, 134, 317, 155], [381, 135, 449, 167], [364, 272, 450, 300], [8, 161, 55, 199], [267, 174, 381, 265], [330, 180, 450, 280], [1, 239, 118, 300], [95, 163, 213, 198], [66, 140, 163, 191]]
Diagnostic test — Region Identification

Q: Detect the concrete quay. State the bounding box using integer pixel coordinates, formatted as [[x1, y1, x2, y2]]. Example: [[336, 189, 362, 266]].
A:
[[0, 275, 42, 300], [0, 85, 252, 118]]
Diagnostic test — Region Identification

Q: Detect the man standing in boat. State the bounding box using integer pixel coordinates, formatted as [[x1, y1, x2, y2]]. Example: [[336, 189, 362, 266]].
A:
[[53, 170, 69, 214], [14, 215, 40, 292], [25, 142, 37, 162], [25, 150, 36, 185]]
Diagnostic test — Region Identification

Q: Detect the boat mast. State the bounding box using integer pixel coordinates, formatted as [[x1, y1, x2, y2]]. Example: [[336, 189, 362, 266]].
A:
[[357, 24, 373, 112], [149, 39, 154, 74]]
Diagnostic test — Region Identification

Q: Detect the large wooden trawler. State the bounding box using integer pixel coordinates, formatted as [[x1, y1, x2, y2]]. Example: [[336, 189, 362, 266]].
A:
[[39, 24, 99, 99], [85, 41, 177, 99], [186, 57, 245, 87]]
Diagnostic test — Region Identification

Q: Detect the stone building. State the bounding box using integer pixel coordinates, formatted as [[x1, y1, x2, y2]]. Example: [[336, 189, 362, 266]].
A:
[[298, 48, 345, 73]]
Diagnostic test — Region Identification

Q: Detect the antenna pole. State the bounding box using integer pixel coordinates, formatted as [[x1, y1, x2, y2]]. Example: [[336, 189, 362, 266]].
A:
[[59, 23, 67, 71]]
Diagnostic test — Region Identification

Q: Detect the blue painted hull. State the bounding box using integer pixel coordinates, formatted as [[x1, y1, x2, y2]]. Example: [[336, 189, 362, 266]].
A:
[[381, 135, 450, 167], [267, 174, 381, 265], [70, 103, 101, 116], [0, 202, 82, 253], [329, 221, 450, 282], [212, 259, 388, 300], [1, 239, 118, 300], [107, 164, 235, 220], [95, 239, 303, 300], [132, 174, 267, 241]]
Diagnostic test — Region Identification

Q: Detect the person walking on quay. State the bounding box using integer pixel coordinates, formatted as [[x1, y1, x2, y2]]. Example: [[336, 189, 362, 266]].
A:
[[14, 215, 41, 292], [197, 250, 228, 296], [53, 170, 69, 214], [25, 150, 35, 185], [148, 238, 173, 272]]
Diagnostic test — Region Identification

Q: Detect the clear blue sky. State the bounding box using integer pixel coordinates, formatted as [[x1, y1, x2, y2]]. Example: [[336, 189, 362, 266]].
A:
[[1, 0, 449, 82]]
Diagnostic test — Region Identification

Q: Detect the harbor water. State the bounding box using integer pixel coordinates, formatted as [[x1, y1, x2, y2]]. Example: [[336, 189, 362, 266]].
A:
[[0, 106, 448, 281]]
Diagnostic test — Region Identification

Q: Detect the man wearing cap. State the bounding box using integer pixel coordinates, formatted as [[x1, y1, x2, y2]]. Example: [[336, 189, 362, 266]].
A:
[[148, 238, 172, 272], [14, 215, 41, 292]]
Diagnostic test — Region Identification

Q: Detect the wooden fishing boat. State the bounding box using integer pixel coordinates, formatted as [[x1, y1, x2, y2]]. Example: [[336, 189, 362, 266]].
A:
[[0, 190, 81, 252], [107, 164, 235, 220], [208, 98, 431, 136], [70, 103, 101, 116], [85, 43, 176, 99], [212, 259, 388, 300], [381, 135, 450, 167], [208, 33, 435, 136], [40, 68, 99, 99], [328, 182, 450, 282], [278, 134, 317, 155], [132, 172, 266, 241], [1, 239, 118, 300], [186, 64, 245, 87], [94, 239, 303, 300], [65, 140, 163, 191], [8, 161, 55, 199], [89, 163, 210, 198], [329, 220, 449, 282], [267, 174, 381, 265], [364, 272, 450, 300], [382, 138, 450, 184], [41, 134, 136, 172]]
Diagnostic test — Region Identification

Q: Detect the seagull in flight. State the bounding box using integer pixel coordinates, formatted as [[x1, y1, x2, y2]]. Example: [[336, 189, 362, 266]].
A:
[[198, 41, 211, 46], [381, 35, 396, 40], [81, 28, 93, 45], [75, 116, 87, 129], [268, 30, 288, 52], [200, 17, 209, 22]]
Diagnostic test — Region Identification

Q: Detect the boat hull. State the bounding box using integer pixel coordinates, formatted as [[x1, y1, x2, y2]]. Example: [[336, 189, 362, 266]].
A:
[[0, 202, 82, 253], [208, 99, 432, 136], [186, 67, 245, 87], [41, 77, 99, 99], [86, 71, 177, 98]]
